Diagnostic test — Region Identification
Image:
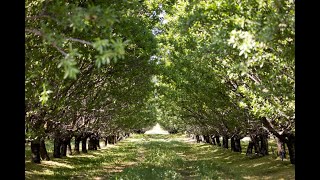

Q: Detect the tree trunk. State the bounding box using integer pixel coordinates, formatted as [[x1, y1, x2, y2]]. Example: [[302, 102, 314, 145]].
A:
[[31, 139, 41, 163], [96, 137, 100, 149], [53, 137, 61, 158], [60, 139, 67, 157], [215, 136, 221, 146], [246, 141, 254, 155], [81, 137, 88, 153], [222, 135, 229, 149], [234, 136, 242, 152], [117, 134, 123, 142], [231, 136, 235, 151], [88, 136, 96, 150], [286, 134, 295, 164], [251, 135, 261, 155], [39, 138, 50, 161], [105, 136, 108, 146], [108, 135, 115, 144], [114, 135, 118, 144], [74, 135, 81, 154], [211, 135, 216, 145], [203, 135, 210, 143], [276, 137, 286, 158], [196, 135, 201, 143], [67, 137, 72, 155], [260, 133, 269, 155]]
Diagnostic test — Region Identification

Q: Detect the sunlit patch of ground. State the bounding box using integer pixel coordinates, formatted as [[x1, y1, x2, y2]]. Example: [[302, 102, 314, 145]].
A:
[[41, 160, 74, 169], [25, 169, 54, 176], [69, 154, 96, 158]]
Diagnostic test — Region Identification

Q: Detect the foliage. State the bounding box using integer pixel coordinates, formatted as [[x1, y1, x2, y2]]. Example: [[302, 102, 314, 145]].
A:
[[25, 0, 160, 140], [154, 0, 294, 144]]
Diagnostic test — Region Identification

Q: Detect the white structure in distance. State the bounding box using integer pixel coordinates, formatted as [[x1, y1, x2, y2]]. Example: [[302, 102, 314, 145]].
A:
[[144, 123, 169, 135]]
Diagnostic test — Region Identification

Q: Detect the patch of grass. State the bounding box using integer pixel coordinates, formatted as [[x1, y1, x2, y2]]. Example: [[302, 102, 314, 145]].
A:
[[25, 139, 141, 180], [25, 134, 295, 179]]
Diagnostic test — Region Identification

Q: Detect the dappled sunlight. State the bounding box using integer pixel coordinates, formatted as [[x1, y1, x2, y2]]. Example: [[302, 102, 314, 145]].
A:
[[243, 175, 273, 180], [127, 138, 144, 142], [25, 134, 294, 179], [267, 164, 283, 170], [103, 165, 126, 173], [41, 160, 74, 169], [93, 177, 103, 180], [70, 154, 95, 158], [25, 169, 54, 176], [88, 151, 108, 156], [252, 162, 267, 167], [223, 156, 232, 160]]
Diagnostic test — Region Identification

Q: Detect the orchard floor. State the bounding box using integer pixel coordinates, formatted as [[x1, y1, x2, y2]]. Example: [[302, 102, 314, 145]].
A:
[[25, 134, 295, 180]]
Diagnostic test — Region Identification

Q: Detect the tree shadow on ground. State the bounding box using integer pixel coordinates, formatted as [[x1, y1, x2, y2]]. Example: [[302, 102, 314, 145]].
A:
[[26, 134, 294, 180]]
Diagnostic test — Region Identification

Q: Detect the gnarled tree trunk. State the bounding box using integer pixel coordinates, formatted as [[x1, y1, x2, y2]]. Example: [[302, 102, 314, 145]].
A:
[[222, 135, 229, 149], [81, 135, 88, 153], [211, 135, 216, 145], [234, 136, 242, 152], [31, 139, 41, 163], [215, 136, 221, 146], [231, 136, 235, 151], [260, 133, 269, 156], [196, 135, 201, 143], [276, 137, 286, 158], [39, 138, 50, 160], [105, 136, 108, 146], [286, 134, 295, 164], [88, 135, 97, 150], [74, 135, 81, 154], [203, 135, 210, 143], [96, 135, 100, 149], [53, 136, 61, 158], [60, 138, 67, 157], [66, 137, 72, 155], [251, 135, 261, 155], [107, 135, 116, 144], [246, 141, 254, 155], [117, 134, 123, 142]]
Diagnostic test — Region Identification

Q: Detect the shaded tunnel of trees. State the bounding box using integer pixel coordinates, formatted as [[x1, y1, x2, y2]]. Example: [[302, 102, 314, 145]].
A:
[[25, 0, 295, 165]]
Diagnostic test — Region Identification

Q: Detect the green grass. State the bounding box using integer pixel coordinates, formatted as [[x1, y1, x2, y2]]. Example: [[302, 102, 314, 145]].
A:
[[25, 134, 294, 179]]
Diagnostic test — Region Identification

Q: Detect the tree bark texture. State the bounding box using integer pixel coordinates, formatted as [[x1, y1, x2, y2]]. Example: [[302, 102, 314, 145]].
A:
[[31, 139, 41, 163], [53, 137, 61, 158], [40, 138, 50, 160], [222, 135, 229, 149]]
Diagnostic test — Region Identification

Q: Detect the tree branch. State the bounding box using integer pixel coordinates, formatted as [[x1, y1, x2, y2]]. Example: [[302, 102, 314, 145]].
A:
[[51, 42, 67, 56], [247, 73, 261, 84], [25, 28, 42, 36], [25, 28, 68, 56], [66, 38, 92, 45]]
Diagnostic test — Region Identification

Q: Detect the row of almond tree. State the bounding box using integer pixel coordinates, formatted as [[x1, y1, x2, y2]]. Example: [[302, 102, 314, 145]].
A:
[[155, 0, 295, 164], [25, 0, 161, 163]]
